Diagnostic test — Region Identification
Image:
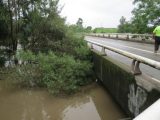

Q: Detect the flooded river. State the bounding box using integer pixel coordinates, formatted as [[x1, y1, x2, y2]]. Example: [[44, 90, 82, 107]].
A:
[[0, 80, 126, 120]]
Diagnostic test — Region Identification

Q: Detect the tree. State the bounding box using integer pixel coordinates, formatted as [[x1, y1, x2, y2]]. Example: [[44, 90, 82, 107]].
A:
[[0, 0, 20, 52], [117, 1, 160, 34], [75, 18, 84, 32], [118, 16, 132, 33], [76, 18, 83, 28], [85, 26, 92, 33], [131, 0, 160, 33], [119, 16, 126, 26], [68, 18, 85, 33], [0, 0, 10, 46], [16, 0, 66, 52]]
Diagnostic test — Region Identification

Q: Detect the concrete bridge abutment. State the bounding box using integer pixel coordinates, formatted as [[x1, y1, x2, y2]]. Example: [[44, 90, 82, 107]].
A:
[[92, 49, 160, 118]]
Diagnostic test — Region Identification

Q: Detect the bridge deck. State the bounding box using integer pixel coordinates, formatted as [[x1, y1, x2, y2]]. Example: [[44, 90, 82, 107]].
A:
[[85, 36, 160, 80]]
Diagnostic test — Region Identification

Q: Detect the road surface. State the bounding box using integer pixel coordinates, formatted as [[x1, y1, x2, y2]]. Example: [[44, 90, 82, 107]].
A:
[[85, 36, 160, 80]]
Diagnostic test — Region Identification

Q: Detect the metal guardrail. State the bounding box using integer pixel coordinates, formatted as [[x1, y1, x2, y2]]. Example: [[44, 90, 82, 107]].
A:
[[85, 39, 160, 75], [88, 33, 154, 43]]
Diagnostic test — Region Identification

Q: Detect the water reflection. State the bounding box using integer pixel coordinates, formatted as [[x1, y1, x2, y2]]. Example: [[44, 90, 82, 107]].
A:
[[0, 81, 126, 120], [63, 97, 101, 120]]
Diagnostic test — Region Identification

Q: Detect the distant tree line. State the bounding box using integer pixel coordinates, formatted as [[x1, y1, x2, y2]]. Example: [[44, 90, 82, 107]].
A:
[[118, 0, 160, 34]]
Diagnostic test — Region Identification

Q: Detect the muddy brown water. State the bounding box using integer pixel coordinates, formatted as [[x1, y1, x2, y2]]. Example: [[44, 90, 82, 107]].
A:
[[0, 80, 126, 120]]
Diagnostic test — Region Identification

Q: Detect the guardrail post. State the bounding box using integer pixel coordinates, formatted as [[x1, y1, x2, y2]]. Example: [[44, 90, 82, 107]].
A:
[[131, 60, 142, 75], [116, 34, 118, 38], [101, 47, 106, 56], [90, 43, 93, 49], [141, 35, 145, 41], [134, 61, 141, 75], [127, 34, 129, 40], [131, 60, 141, 75], [131, 59, 136, 72], [108, 34, 110, 38]]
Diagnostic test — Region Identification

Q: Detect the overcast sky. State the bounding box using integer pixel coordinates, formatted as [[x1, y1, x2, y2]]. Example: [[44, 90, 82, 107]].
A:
[[59, 0, 134, 28]]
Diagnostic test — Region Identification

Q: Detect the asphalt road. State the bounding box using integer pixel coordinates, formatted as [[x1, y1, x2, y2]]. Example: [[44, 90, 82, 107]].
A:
[[85, 36, 160, 80]]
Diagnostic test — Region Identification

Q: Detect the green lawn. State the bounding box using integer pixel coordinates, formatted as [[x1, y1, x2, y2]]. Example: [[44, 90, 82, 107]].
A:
[[93, 28, 118, 33]]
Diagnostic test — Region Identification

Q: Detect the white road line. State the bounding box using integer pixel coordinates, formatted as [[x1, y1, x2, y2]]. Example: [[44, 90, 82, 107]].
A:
[[91, 38, 160, 55], [119, 45, 160, 55]]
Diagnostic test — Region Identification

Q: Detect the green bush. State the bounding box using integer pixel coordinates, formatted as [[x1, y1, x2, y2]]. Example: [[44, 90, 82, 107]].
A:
[[16, 50, 36, 62], [15, 64, 41, 87], [14, 31, 93, 95], [61, 35, 92, 61], [15, 51, 92, 95]]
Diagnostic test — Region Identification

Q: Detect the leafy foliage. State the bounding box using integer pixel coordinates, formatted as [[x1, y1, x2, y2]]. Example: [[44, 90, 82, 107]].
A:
[[1, 0, 93, 95], [15, 50, 92, 95], [0, 0, 67, 52], [118, 0, 160, 33], [18, 0, 67, 52], [118, 16, 132, 33]]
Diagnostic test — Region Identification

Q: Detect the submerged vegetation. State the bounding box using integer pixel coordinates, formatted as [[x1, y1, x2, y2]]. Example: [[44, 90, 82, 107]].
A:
[[0, 0, 93, 95], [15, 49, 92, 95], [15, 32, 93, 94]]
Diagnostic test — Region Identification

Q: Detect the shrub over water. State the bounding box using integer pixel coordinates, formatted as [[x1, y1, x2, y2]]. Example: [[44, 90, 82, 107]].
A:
[[15, 37, 93, 95]]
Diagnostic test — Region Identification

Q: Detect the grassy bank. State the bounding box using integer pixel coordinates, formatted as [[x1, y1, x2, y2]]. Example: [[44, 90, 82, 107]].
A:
[[93, 28, 118, 33]]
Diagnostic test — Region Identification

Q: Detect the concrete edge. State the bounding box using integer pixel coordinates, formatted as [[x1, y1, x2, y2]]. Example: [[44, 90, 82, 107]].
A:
[[91, 49, 160, 92], [87, 35, 154, 44]]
